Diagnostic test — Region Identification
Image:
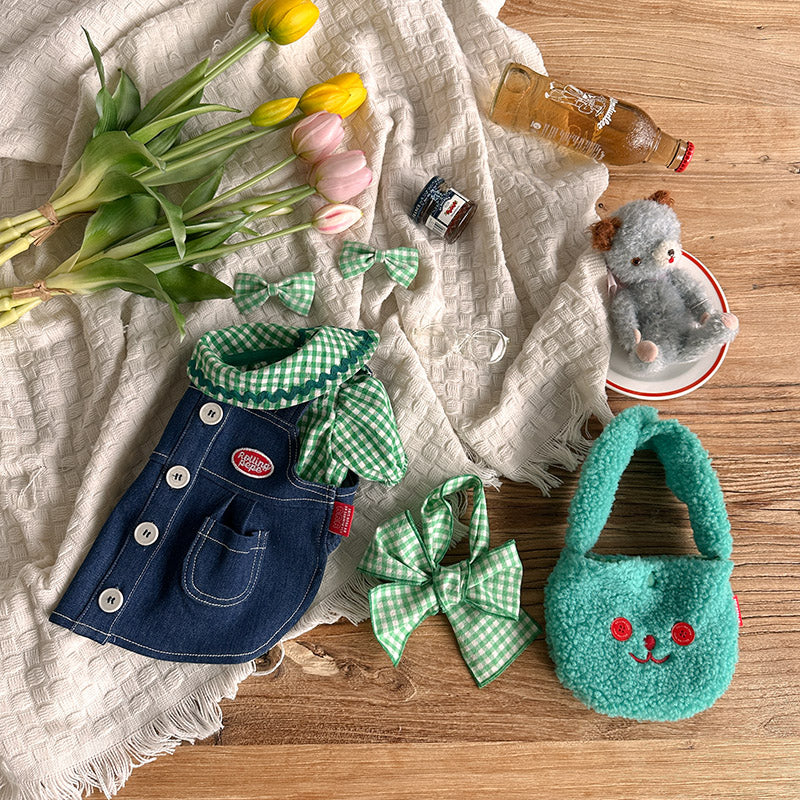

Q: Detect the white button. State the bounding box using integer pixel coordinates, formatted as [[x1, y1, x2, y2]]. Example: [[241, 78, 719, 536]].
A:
[[166, 465, 191, 489], [133, 521, 159, 546], [98, 588, 124, 613], [199, 402, 223, 425]]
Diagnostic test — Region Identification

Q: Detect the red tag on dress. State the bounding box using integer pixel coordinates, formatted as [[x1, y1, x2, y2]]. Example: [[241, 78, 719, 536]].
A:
[[734, 594, 743, 627], [329, 502, 354, 537]]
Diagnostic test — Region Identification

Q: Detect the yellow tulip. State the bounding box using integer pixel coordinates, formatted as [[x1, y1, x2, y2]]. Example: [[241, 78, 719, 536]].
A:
[[249, 96, 299, 126], [298, 73, 367, 118], [327, 73, 368, 117], [251, 0, 320, 45]]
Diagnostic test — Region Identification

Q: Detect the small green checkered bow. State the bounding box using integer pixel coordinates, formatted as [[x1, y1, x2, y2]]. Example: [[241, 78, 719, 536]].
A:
[[233, 272, 316, 315], [359, 474, 541, 687], [338, 241, 419, 288]]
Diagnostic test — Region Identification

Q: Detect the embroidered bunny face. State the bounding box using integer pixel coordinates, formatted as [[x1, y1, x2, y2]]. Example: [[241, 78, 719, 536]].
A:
[[545, 555, 740, 721]]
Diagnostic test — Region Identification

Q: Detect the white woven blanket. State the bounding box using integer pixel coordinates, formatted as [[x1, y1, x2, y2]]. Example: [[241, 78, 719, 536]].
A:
[[0, 0, 611, 796]]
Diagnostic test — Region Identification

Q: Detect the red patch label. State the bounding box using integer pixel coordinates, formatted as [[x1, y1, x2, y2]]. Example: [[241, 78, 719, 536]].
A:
[[231, 448, 274, 479], [329, 502, 354, 537]]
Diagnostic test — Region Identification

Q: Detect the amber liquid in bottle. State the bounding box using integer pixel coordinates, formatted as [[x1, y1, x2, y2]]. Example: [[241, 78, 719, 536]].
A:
[[489, 63, 693, 171]]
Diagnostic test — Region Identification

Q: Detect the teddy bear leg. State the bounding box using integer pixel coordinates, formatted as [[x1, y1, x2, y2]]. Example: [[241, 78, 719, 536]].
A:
[[677, 319, 736, 362]]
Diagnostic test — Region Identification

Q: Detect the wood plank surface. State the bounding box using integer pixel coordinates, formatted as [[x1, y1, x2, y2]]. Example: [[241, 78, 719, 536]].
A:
[[108, 0, 800, 797]]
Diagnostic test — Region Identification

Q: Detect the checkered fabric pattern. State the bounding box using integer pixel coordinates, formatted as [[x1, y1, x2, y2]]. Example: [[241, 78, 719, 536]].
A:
[[187, 322, 406, 486], [338, 241, 419, 288], [298, 368, 407, 486], [359, 474, 541, 687], [233, 271, 316, 316]]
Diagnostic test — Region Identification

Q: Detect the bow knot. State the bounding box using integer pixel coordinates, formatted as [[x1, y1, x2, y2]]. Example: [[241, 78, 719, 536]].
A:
[[359, 475, 541, 687], [233, 272, 316, 316], [432, 561, 470, 613], [338, 241, 419, 288]]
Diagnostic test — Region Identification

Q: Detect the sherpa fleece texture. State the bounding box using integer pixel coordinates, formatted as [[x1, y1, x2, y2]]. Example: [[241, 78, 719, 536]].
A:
[[544, 405, 739, 721]]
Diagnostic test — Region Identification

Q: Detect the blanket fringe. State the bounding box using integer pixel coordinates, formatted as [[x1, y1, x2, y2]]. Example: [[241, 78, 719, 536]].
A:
[[0, 662, 254, 800], [511, 388, 611, 496]]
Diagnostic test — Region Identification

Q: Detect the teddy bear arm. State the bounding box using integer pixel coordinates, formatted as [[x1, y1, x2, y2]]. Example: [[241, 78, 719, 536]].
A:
[[670, 270, 712, 321], [610, 290, 641, 352]]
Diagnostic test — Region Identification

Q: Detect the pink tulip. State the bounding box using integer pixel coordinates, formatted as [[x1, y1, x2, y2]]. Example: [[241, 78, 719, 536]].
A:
[[312, 203, 363, 234], [308, 150, 372, 203], [291, 111, 344, 163]]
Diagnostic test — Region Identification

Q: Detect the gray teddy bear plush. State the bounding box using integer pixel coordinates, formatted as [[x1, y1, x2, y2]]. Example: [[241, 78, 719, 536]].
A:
[[591, 190, 738, 374]]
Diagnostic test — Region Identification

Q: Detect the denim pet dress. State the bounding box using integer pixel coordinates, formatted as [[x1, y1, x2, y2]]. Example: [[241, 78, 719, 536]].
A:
[[50, 323, 407, 664]]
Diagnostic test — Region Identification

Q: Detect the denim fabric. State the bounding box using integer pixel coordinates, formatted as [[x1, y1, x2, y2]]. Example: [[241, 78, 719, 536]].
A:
[[49, 387, 357, 664]]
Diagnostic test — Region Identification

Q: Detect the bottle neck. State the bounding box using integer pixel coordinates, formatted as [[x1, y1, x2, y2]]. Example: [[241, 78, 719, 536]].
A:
[[650, 131, 693, 171]]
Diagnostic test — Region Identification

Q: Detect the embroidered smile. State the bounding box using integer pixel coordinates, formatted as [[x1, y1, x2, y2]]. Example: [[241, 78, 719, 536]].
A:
[[629, 650, 670, 664]]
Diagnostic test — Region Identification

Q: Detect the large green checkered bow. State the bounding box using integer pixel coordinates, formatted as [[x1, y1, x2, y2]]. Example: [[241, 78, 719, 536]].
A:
[[338, 241, 419, 288], [359, 474, 540, 687], [233, 272, 316, 315]]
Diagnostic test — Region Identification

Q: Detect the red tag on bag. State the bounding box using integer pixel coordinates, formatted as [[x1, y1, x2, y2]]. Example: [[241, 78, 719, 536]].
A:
[[329, 502, 354, 537]]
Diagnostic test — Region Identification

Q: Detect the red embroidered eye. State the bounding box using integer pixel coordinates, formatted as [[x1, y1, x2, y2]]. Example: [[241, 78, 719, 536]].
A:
[[671, 622, 695, 645], [611, 617, 633, 641]]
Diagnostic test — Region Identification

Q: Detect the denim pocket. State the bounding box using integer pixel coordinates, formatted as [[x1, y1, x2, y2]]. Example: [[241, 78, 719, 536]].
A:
[[182, 516, 268, 607]]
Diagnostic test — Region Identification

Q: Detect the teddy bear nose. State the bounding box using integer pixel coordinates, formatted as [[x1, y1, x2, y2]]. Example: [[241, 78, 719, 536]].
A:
[[644, 635, 656, 651], [667, 249, 675, 257]]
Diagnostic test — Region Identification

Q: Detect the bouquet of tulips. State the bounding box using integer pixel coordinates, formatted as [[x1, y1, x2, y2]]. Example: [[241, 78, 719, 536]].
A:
[[0, 0, 372, 335]]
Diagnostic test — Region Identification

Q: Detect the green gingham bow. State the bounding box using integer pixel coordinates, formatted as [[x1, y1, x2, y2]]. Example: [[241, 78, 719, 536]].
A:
[[233, 272, 316, 316], [358, 474, 541, 687], [338, 241, 419, 288]]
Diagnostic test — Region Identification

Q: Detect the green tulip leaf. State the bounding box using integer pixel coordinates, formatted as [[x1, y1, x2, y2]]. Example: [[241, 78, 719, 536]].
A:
[[92, 87, 119, 137], [129, 59, 209, 132], [83, 28, 106, 89], [77, 194, 160, 260], [50, 132, 162, 205], [144, 186, 187, 259], [131, 104, 238, 144], [142, 144, 234, 187], [182, 166, 226, 212], [157, 265, 234, 304], [49, 256, 186, 336], [113, 70, 142, 130]]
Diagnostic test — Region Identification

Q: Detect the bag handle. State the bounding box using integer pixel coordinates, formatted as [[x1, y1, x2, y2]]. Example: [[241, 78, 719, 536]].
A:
[[565, 406, 732, 559]]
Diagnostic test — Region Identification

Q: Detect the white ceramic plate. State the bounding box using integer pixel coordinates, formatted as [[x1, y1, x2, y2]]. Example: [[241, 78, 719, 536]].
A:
[[605, 251, 731, 400]]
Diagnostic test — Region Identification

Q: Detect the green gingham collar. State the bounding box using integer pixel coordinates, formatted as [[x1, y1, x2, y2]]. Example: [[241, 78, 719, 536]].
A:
[[187, 323, 379, 410]]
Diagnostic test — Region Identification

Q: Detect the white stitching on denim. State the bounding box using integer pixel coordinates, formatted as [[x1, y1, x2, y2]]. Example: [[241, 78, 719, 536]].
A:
[[50, 499, 332, 659], [183, 523, 267, 606], [105, 406, 229, 635], [199, 467, 330, 503], [230, 406, 331, 498]]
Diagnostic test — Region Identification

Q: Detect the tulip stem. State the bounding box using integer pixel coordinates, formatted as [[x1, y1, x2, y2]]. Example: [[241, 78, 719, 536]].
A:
[[164, 114, 297, 162], [155, 33, 269, 123], [0, 236, 35, 269], [185, 155, 299, 218], [0, 299, 42, 329]]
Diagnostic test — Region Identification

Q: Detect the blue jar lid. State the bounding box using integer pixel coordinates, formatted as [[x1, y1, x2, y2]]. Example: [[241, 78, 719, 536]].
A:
[[410, 176, 443, 222]]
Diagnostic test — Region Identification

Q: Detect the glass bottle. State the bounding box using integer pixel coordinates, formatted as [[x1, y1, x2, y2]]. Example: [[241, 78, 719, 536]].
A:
[[489, 62, 694, 171]]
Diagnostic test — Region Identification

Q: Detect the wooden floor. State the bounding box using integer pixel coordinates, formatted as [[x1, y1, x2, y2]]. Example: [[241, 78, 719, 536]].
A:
[[110, 1, 800, 798]]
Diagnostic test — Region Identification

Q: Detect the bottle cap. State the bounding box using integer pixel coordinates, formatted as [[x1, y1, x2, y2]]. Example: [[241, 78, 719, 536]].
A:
[[674, 141, 694, 172]]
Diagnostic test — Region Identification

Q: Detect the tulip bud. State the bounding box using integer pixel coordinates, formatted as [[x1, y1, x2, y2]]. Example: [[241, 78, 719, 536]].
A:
[[251, 0, 320, 45], [290, 111, 344, 163], [312, 204, 363, 234], [309, 150, 372, 203], [298, 82, 350, 117], [249, 96, 299, 127], [326, 73, 367, 118]]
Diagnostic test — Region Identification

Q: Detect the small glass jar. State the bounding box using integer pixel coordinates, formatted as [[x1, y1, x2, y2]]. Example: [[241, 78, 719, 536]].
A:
[[410, 176, 477, 243]]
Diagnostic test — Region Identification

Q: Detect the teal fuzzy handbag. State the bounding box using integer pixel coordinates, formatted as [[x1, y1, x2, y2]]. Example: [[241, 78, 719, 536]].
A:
[[544, 405, 739, 721]]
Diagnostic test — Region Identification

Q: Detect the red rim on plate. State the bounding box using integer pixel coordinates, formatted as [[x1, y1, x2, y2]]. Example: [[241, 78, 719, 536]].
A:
[[605, 251, 730, 400]]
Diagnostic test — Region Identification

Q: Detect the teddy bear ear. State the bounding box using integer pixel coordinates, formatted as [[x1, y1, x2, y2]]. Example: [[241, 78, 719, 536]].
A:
[[647, 189, 674, 207], [589, 217, 622, 251]]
